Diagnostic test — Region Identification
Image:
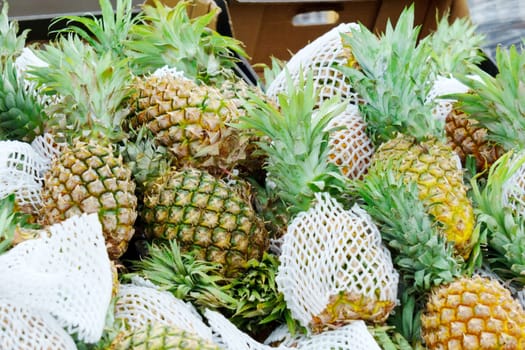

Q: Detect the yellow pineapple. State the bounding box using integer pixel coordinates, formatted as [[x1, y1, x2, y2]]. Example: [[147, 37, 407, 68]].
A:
[[339, 6, 476, 257], [31, 36, 137, 260], [421, 276, 525, 349]]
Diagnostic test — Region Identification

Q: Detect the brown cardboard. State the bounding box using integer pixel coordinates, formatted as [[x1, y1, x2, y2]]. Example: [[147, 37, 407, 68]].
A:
[[227, 0, 470, 67]]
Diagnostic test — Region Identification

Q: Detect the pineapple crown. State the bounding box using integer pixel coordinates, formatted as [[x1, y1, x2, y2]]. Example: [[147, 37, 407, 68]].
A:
[[235, 70, 347, 216], [0, 194, 37, 254], [29, 35, 133, 142], [126, 0, 247, 84], [451, 45, 525, 151], [424, 12, 485, 76], [0, 58, 48, 142], [130, 240, 238, 311], [471, 151, 525, 286], [338, 5, 444, 145], [0, 3, 28, 65], [352, 160, 465, 294], [52, 0, 138, 59]]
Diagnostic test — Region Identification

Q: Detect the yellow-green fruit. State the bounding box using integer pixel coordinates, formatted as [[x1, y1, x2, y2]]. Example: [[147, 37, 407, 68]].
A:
[[129, 74, 249, 174], [109, 323, 221, 350], [142, 167, 269, 277], [421, 276, 525, 350], [40, 140, 138, 259], [371, 135, 475, 257]]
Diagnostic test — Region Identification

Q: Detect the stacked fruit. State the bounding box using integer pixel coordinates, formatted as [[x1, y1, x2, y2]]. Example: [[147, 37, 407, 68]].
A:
[[1, 0, 525, 349]]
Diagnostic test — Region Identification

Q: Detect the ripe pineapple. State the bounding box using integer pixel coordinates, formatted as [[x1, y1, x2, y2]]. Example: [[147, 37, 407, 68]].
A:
[[109, 323, 221, 350], [339, 6, 475, 257], [445, 106, 504, 173], [421, 276, 525, 349], [124, 0, 256, 174], [141, 167, 268, 277], [30, 36, 138, 260]]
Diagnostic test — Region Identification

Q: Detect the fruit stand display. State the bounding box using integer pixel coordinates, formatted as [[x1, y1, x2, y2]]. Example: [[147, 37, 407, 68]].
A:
[[0, 0, 524, 349]]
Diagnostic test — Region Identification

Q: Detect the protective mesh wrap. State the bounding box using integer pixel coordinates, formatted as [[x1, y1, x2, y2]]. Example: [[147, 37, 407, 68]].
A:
[[0, 140, 48, 210], [502, 153, 525, 216], [326, 105, 374, 179], [266, 23, 360, 106], [276, 192, 398, 330], [0, 213, 112, 342], [427, 75, 470, 122], [265, 322, 381, 349], [0, 298, 76, 350], [31, 133, 65, 170], [205, 309, 285, 350], [115, 282, 213, 341], [14, 47, 47, 76]]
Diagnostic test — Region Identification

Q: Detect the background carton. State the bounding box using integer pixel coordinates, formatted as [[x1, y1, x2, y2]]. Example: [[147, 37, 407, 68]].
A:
[[227, 0, 469, 67]]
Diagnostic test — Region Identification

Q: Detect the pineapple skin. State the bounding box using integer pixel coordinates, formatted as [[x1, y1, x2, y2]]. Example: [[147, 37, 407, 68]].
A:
[[109, 324, 221, 350], [130, 75, 249, 174], [445, 108, 504, 173], [371, 135, 475, 257], [421, 276, 525, 350], [40, 140, 138, 260], [142, 168, 269, 277]]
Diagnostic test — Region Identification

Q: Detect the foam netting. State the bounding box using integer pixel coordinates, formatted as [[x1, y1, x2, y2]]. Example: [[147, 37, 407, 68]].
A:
[[266, 23, 361, 106], [206, 310, 381, 350], [264, 322, 381, 350], [501, 152, 525, 217], [0, 140, 48, 211], [275, 192, 398, 330], [115, 279, 213, 341], [326, 105, 374, 179], [31, 133, 65, 168], [0, 213, 113, 343], [0, 298, 76, 350], [426, 75, 471, 122]]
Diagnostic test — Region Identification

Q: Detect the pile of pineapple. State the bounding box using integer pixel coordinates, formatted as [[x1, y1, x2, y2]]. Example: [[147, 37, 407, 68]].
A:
[[1, 0, 525, 348]]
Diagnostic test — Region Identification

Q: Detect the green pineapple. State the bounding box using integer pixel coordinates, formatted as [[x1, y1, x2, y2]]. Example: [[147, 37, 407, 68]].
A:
[[339, 6, 476, 258], [30, 36, 137, 260], [141, 167, 269, 277]]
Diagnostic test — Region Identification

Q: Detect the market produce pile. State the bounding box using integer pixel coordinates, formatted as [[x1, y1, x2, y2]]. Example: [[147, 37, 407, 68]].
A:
[[1, 0, 525, 348]]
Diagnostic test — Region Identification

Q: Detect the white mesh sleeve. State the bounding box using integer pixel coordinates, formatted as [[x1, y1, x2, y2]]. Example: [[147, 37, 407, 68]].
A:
[[276, 192, 398, 330], [426, 75, 471, 122], [0, 298, 76, 350], [266, 23, 361, 106], [502, 152, 525, 216], [327, 105, 374, 179], [0, 213, 113, 343], [0, 140, 48, 211], [115, 282, 213, 341], [265, 322, 381, 350], [31, 133, 65, 171]]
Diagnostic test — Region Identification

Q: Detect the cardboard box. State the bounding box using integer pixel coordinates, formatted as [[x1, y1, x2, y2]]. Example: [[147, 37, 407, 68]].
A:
[[227, 0, 470, 67]]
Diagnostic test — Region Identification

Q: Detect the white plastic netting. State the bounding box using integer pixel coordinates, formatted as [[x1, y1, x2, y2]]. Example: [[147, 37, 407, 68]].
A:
[[31, 133, 65, 168], [266, 23, 360, 106], [276, 192, 398, 330], [426, 75, 470, 122], [0, 213, 113, 343], [0, 298, 76, 350], [0, 140, 48, 211], [115, 281, 213, 341], [206, 310, 381, 350], [326, 105, 374, 179], [501, 152, 525, 217], [265, 322, 381, 350], [14, 47, 47, 77]]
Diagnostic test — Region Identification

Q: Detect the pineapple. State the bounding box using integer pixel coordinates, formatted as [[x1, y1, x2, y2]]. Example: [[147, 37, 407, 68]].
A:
[[421, 276, 525, 349], [445, 106, 505, 173], [236, 71, 399, 330], [30, 36, 138, 260], [109, 323, 221, 350], [339, 6, 476, 258], [141, 167, 269, 277], [450, 44, 525, 154]]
